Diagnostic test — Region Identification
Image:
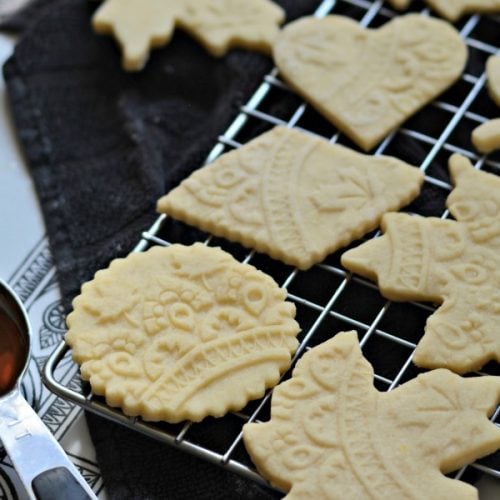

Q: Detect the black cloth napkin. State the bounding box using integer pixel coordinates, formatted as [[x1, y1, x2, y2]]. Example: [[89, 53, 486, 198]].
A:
[[2, 0, 321, 498], [3, 0, 317, 313]]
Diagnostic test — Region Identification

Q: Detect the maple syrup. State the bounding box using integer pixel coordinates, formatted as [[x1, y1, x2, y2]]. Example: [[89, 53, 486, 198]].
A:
[[0, 305, 28, 397]]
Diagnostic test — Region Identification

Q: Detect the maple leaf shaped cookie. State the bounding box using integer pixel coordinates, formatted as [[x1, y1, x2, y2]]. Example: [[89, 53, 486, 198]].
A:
[[92, 0, 285, 70], [243, 331, 500, 499], [273, 15, 467, 151], [388, 0, 500, 21], [342, 154, 500, 373], [157, 126, 423, 270], [66, 243, 300, 423]]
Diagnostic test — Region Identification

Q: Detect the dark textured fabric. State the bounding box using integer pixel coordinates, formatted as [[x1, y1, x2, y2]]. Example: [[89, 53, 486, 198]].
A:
[[88, 413, 279, 500], [2, 0, 320, 498], [0, 0, 61, 31], [3, 0, 320, 313]]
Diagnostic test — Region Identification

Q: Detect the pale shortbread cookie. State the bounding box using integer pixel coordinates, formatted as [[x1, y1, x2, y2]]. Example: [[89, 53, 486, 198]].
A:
[[470, 56, 500, 153], [93, 0, 285, 71], [243, 331, 500, 499], [388, 0, 500, 21], [342, 154, 500, 373], [487, 55, 500, 107], [472, 118, 500, 153], [65, 243, 300, 423], [157, 126, 424, 270], [273, 15, 467, 151]]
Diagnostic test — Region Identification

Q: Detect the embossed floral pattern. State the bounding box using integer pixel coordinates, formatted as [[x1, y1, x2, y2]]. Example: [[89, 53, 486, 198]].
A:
[[342, 154, 500, 373], [157, 126, 424, 270], [273, 15, 467, 150], [243, 331, 500, 499], [66, 243, 300, 422], [92, 0, 284, 70]]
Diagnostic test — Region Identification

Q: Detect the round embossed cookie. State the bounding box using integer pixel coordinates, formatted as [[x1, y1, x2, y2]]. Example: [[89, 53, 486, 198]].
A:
[[66, 243, 300, 423]]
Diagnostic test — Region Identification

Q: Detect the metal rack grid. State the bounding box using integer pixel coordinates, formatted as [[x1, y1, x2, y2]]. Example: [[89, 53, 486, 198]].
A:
[[44, 0, 500, 495]]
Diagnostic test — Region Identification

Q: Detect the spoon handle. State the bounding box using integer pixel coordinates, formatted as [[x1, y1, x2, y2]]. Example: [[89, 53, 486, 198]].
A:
[[0, 390, 97, 500]]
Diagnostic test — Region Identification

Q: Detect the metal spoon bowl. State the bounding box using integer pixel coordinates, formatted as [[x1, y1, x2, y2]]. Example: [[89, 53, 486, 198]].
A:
[[0, 279, 96, 500]]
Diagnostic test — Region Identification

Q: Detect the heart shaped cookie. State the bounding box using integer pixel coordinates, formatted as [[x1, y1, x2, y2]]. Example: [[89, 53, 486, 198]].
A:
[[273, 15, 467, 151], [388, 0, 500, 21]]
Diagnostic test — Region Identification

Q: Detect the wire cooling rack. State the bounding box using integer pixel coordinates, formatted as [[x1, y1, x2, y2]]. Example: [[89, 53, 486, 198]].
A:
[[44, 0, 500, 495]]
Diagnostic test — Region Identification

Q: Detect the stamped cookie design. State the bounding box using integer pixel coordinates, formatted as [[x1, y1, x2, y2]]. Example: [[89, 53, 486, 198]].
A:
[[93, 0, 285, 70], [65, 243, 300, 423], [243, 331, 500, 499], [157, 127, 423, 270], [342, 154, 500, 373], [388, 0, 500, 21], [273, 15, 467, 151]]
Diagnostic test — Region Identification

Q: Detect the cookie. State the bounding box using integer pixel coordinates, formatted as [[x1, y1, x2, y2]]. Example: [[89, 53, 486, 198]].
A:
[[474, 56, 500, 152], [487, 55, 500, 107], [342, 154, 500, 373], [273, 15, 467, 151], [243, 331, 500, 499], [93, 0, 285, 71], [472, 118, 500, 153], [388, 0, 500, 21], [65, 243, 300, 423], [157, 126, 423, 270]]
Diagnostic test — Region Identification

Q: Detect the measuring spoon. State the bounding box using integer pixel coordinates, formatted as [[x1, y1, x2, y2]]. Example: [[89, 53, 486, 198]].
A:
[[0, 279, 97, 500]]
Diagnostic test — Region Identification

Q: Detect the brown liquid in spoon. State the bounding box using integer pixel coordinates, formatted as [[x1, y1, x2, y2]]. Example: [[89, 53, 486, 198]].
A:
[[0, 306, 27, 397]]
